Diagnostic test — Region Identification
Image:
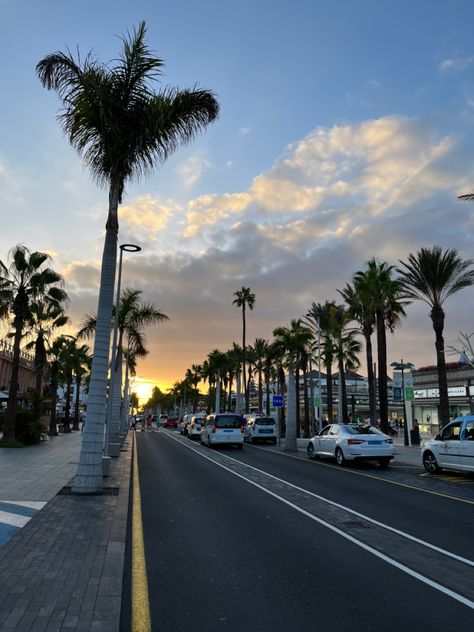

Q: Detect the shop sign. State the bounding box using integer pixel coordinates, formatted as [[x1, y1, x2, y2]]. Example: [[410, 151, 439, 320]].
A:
[[415, 386, 467, 399]]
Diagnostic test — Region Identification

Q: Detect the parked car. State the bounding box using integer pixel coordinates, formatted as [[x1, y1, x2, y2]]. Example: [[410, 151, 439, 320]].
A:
[[187, 415, 205, 439], [422, 415, 474, 474], [163, 416, 178, 428], [200, 413, 244, 449], [243, 416, 277, 444], [159, 414, 168, 425], [307, 423, 395, 467]]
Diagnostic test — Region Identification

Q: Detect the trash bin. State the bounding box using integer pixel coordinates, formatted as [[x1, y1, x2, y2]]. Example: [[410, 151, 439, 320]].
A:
[[410, 429, 420, 445]]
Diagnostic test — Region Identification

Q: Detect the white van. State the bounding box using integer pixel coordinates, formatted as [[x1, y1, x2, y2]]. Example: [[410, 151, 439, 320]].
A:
[[200, 413, 244, 449], [243, 416, 278, 444]]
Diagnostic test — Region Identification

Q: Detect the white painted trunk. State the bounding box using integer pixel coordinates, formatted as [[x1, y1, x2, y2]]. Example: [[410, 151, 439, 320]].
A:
[[72, 226, 117, 493], [215, 373, 221, 414], [338, 368, 343, 423], [284, 365, 297, 451], [236, 370, 242, 414], [109, 348, 123, 439]]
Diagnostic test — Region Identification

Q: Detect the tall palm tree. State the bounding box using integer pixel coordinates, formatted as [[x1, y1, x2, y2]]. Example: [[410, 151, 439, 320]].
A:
[[0, 246, 66, 441], [232, 287, 256, 414], [37, 21, 219, 493], [354, 259, 406, 433], [207, 349, 227, 413], [398, 246, 474, 427], [273, 320, 313, 451], [71, 344, 92, 431], [306, 302, 337, 424], [339, 278, 376, 423], [25, 299, 69, 395], [46, 335, 70, 436], [252, 338, 269, 413], [330, 305, 361, 422], [78, 288, 167, 441]]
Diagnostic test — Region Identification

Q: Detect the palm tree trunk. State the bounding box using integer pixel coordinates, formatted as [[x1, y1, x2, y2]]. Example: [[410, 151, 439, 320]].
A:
[[215, 373, 221, 414], [73, 375, 81, 430], [110, 347, 123, 441], [295, 364, 301, 437], [72, 182, 119, 494], [376, 310, 389, 434], [49, 361, 59, 436], [431, 307, 450, 427], [4, 318, 23, 441], [284, 363, 297, 451], [302, 366, 309, 437], [326, 362, 333, 423], [365, 331, 375, 424], [278, 364, 286, 435], [63, 370, 72, 433], [35, 332, 46, 394], [265, 366, 271, 416], [236, 370, 242, 414], [258, 366, 263, 412], [242, 307, 248, 414], [339, 357, 348, 422]]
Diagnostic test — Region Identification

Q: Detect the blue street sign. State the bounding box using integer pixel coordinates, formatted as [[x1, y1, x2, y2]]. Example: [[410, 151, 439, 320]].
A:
[[272, 395, 284, 407]]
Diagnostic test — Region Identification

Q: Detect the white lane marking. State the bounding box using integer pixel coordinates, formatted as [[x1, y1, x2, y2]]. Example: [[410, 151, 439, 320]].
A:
[[162, 432, 474, 609], [1, 501, 46, 510], [165, 433, 474, 568], [0, 511, 31, 528]]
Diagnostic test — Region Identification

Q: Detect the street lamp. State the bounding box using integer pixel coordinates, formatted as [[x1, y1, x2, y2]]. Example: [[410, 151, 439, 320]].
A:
[[105, 243, 141, 456], [390, 359, 414, 446]]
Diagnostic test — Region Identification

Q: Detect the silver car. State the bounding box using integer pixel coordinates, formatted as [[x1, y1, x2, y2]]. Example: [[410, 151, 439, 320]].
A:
[[422, 415, 474, 473], [307, 423, 395, 467]]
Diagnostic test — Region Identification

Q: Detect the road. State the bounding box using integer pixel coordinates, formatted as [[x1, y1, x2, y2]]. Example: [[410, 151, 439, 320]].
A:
[[122, 429, 474, 632]]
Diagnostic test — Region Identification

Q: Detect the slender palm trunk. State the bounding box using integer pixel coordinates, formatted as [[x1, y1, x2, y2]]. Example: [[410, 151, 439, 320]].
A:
[[236, 370, 242, 414], [227, 371, 233, 411], [49, 361, 59, 436], [295, 364, 301, 437], [284, 362, 297, 451], [35, 332, 46, 394], [63, 370, 72, 433], [302, 366, 309, 436], [258, 365, 263, 412], [265, 366, 271, 416], [242, 307, 248, 413], [215, 373, 221, 414], [339, 356, 348, 422], [110, 347, 123, 440], [73, 375, 81, 430], [278, 364, 286, 435], [376, 310, 389, 433], [73, 181, 120, 494], [5, 318, 24, 441], [431, 307, 450, 427], [365, 330, 375, 423], [326, 362, 333, 423]]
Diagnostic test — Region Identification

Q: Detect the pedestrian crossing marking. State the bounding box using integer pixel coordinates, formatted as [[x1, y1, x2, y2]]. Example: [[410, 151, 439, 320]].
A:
[[0, 500, 46, 548]]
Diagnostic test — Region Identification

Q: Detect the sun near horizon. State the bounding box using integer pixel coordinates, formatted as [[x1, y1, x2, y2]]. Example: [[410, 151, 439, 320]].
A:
[[131, 377, 174, 405]]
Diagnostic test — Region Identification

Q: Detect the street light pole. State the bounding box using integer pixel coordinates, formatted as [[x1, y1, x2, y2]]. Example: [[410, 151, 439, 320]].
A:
[[390, 359, 414, 447], [104, 243, 141, 457]]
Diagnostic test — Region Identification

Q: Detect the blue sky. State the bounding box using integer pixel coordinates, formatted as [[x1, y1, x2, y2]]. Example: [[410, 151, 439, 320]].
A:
[[2, 0, 474, 394]]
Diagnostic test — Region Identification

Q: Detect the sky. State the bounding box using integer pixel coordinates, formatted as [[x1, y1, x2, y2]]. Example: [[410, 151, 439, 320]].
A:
[[2, 0, 474, 400]]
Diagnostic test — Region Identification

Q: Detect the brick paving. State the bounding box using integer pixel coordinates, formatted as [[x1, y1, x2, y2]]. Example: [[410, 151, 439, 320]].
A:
[[0, 432, 131, 631]]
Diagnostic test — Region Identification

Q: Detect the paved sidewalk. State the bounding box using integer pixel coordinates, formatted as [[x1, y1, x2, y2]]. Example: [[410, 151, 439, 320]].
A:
[[0, 431, 132, 631]]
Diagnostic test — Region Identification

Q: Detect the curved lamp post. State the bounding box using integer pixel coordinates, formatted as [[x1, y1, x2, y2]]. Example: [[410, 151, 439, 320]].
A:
[[390, 359, 414, 446], [105, 243, 141, 456]]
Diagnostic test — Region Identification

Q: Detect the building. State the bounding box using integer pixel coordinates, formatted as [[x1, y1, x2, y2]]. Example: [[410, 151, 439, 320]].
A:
[[0, 340, 36, 402]]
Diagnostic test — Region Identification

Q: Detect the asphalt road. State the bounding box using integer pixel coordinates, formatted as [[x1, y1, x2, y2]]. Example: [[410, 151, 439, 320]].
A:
[[124, 430, 474, 632]]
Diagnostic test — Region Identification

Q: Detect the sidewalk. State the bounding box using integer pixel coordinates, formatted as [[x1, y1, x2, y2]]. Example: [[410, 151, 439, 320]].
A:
[[0, 431, 132, 631]]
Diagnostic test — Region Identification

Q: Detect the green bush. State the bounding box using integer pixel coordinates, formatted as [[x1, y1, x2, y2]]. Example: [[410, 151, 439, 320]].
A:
[[15, 410, 43, 445]]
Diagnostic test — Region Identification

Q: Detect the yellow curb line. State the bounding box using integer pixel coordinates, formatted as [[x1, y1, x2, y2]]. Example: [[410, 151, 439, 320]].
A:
[[132, 434, 151, 632]]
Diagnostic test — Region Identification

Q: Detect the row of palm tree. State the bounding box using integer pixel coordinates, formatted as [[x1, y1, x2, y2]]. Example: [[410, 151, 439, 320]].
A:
[[176, 245, 474, 449]]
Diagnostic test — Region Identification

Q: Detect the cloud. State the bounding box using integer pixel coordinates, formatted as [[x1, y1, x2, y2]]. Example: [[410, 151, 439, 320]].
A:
[[183, 192, 252, 237], [439, 56, 474, 73], [239, 127, 251, 136], [119, 195, 174, 241], [177, 155, 211, 186]]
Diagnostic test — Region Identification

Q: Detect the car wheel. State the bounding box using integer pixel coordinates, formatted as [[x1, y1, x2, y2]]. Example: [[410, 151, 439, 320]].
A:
[[307, 443, 316, 460], [236, 444, 243, 450], [335, 447, 346, 466], [271, 438, 277, 445], [423, 451, 441, 473], [378, 457, 391, 468]]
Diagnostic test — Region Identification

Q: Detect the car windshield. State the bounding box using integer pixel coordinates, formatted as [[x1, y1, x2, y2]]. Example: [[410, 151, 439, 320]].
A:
[[215, 415, 243, 428], [254, 418, 276, 425]]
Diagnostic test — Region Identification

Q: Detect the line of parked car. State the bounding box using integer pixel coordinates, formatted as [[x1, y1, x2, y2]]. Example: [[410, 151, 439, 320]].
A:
[[170, 410, 474, 475]]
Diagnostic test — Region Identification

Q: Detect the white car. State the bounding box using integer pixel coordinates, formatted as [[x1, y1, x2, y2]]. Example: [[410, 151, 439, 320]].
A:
[[244, 416, 277, 444], [200, 413, 244, 449], [179, 414, 192, 435], [188, 415, 205, 440], [307, 423, 395, 467], [422, 415, 474, 473]]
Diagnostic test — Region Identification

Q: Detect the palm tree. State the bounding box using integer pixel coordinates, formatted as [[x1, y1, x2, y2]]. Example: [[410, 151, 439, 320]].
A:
[[0, 246, 66, 442], [46, 336, 70, 436], [78, 288, 167, 441], [71, 344, 92, 431], [37, 22, 219, 493], [398, 246, 474, 427], [354, 259, 406, 433], [252, 338, 269, 413], [207, 349, 227, 413], [232, 287, 256, 414], [330, 305, 361, 422], [273, 320, 313, 451], [25, 300, 69, 395], [339, 277, 376, 424], [306, 302, 337, 424]]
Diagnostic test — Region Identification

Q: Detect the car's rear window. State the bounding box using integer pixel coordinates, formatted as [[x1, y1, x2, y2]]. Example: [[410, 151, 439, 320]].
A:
[[255, 417, 276, 426], [342, 424, 383, 435], [215, 415, 243, 428]]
